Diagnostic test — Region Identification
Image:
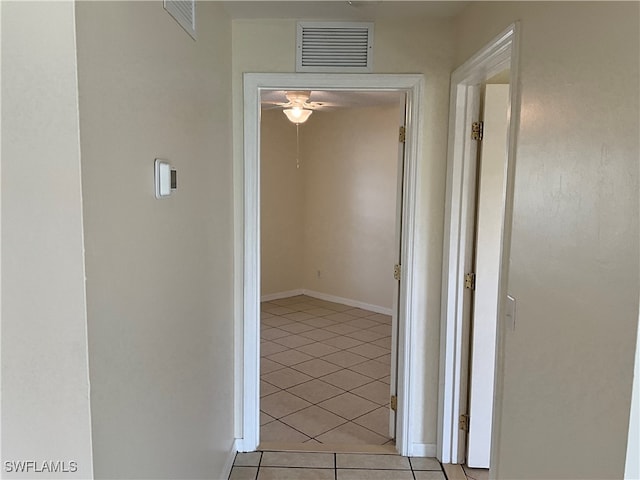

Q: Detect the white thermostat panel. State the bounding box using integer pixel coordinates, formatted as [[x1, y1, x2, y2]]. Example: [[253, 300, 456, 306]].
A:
[[155, 159, 176, 199]]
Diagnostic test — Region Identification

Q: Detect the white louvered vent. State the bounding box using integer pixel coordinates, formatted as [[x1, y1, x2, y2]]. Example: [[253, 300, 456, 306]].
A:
[[296, 22, 374, 72], [164, 0, 196, 40]]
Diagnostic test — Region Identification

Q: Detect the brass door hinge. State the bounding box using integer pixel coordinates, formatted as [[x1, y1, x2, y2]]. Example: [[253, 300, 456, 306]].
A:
[[471, 121, 483, 141], [390, 395, 398, 412], [399, 126, 406, 143], [464, 272, 476, 290], [393, 264, 401, 281], [459, 413, 469, 432]]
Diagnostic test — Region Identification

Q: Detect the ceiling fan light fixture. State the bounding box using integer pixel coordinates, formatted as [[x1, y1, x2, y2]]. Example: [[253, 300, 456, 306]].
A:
[[283, 106, 312, 124]]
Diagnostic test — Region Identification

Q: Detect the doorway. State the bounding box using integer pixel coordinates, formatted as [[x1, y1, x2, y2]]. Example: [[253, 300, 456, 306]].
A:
[[238, 73, 425, 455], [438, 23, 521, 473], [259, 91, 405, 448]]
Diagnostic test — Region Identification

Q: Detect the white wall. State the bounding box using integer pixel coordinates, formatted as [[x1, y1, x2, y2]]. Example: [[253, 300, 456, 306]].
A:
[[261, 104, 401, 311], [75, 2, 234, 478], [233, 16, 455, 449], [454, 3, 639, 478], [1, 1, 93, 477]]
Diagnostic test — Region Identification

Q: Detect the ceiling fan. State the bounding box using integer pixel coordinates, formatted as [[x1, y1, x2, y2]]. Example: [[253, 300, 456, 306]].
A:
[[261, 90, 337, 169], [262, 91, 337, 124]]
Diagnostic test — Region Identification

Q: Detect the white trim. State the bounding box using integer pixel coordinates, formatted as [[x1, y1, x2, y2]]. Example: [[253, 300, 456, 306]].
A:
[[239, 73, 424, 455], [410, 443, 438, 458], [261, 289, 392, 314], [489, 24, 522, 480], [71, 3, 95, 475], [235, 438, 250, 454], [221, 439, 239, 479], [624, 308, 640, 479], [438, 23, 521, 467], [261, 289, 305, 302], [303, 290, 392, 316]]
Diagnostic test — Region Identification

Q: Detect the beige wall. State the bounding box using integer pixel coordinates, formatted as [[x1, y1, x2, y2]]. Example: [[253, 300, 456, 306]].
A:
[[302, 105, 401, 309], [76, 2, 234, 478], [233, 16, 455, 448], [1, 2, 94, 477], [454, 3, 639, 478], [4, 3, 637, 478], [261, 104, 401, 310], [260, 109, 305, 295]]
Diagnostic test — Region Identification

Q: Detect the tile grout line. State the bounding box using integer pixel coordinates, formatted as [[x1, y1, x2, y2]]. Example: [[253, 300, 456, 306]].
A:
[[254, 451, 263, 480], [409, 456, 417, 480]]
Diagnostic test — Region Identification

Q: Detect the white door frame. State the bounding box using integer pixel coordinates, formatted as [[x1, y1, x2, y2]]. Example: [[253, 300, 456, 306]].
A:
[[437, 23, 521, 466], [238, 73, 425, 455]]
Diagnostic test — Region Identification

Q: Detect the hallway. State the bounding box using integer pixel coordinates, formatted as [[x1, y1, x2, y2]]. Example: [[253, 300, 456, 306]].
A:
[[260, 295, 394, 445]]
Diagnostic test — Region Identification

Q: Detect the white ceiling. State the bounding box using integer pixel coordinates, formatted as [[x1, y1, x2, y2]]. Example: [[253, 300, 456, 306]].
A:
[[221, 1, 469, 20], [261, 90, 404, 109]]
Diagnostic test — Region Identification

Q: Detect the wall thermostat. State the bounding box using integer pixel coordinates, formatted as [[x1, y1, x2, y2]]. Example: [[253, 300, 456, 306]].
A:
[[155, 159, 177, 199]]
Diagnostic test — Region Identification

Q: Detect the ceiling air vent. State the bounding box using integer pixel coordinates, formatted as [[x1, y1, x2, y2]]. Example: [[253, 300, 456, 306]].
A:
[[164, 0, 196, 40], [296, 22, 374, 73]]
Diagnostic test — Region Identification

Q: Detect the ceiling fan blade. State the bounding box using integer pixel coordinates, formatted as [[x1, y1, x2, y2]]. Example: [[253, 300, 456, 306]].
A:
[[261, 103, 287, 111], [305, 101, 340, 110]]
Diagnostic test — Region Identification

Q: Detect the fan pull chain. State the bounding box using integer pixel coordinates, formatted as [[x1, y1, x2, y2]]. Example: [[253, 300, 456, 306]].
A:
[[296, 123, 300, 169]]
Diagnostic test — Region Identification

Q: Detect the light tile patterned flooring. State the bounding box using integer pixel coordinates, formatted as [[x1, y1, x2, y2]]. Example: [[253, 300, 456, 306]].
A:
[[229, 451, 445, 480], [260, 295, 394, 445]]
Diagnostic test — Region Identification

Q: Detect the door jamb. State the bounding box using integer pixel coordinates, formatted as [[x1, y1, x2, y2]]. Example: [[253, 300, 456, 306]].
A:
[[437, 23, 521, 469], [237, 73, 425, 455]]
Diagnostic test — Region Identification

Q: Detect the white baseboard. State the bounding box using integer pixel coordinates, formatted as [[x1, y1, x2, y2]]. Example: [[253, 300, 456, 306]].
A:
[[410, 443, 437, 457], [261, 289, 304, 302], [234, 437, 255, 453], [262, 289, 392, 315], [303, 290, 392, 315], [221, 439, 239, 479]]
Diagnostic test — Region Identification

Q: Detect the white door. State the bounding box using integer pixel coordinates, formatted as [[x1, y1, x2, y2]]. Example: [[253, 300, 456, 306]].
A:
[[389, 94, 407, 438], [467, 84, 510, 468]]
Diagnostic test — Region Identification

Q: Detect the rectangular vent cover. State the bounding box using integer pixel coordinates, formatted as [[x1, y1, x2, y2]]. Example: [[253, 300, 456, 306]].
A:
[[296, 22, 373, 72], [164, 0, 196, 40]]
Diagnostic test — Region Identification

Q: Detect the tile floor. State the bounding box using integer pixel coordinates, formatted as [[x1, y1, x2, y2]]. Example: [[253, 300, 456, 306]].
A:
[[260, 295, 394, 445], [229, 451, 445, 480]]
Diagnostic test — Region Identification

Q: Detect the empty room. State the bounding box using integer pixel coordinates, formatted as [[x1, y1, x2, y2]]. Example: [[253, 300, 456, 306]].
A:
[[259, 90, 405, 448]]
